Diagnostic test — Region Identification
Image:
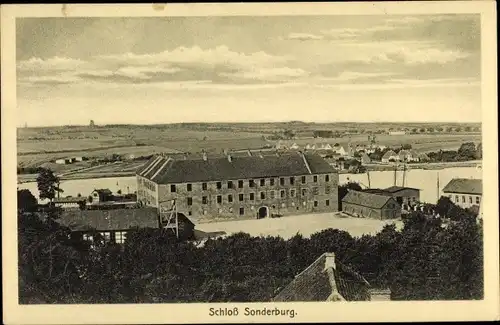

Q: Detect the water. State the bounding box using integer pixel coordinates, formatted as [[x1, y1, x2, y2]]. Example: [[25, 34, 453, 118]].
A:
[[19, 167, 482, 204]]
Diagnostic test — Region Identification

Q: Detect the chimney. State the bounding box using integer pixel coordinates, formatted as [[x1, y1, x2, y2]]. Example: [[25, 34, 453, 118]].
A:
[[202, 150, 207, 161], [323, 252, 336, 272], [227, 154, 232, 163]]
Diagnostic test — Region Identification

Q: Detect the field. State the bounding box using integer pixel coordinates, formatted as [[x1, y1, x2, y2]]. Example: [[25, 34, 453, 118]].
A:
[[195, 212, 403, 240], [17, 122, 481, 169]]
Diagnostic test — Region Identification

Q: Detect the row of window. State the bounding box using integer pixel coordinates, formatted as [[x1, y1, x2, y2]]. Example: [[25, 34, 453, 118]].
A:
[[140, 177, 156, 192], [449, 194, 481, 205], [83, 231, 127, 244], [192, 199, 333, 216], [170, 174, 333, 193], [186, 187, 332, 206]]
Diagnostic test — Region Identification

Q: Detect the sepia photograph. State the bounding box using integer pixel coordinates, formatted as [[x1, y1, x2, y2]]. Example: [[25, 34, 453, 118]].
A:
[[2, 2, 499, 324]]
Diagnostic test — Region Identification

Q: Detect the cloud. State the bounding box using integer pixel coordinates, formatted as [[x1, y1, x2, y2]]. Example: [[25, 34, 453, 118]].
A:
[[17, 56, 86, 72], [284, 33, 324, 41]]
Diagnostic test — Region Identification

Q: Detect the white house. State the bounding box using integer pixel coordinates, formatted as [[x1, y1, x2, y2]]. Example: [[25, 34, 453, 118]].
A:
[[442, 178, 482, 211], [332, 145, 347, 156], [381, 150, 399, 163], [389, 131, 406, 136], [320, 143, 333, 150], [55, 159, 67, 165], [290, 143, 300, 150], [305, 143, 317, 150]]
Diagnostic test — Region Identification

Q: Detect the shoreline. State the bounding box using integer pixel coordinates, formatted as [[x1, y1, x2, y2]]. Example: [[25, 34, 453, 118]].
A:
[[17, 160, 481, 183]]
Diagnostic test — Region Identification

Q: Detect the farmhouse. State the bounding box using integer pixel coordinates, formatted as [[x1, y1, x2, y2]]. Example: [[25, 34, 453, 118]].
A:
[[342, 190, 401, 219], [381, 150, 399, 163], [442, 178, 482, 210], [360, 152, 371, 164], [398, 150, 420, 162], [290, 143, 300, 150], [57, 207, 195, 243], [136, 152, 339, 220], [89, 189, 113, 203], [273, 252, 390, 302], [332, 145, 347, 156], [381, 186, 421, 206]]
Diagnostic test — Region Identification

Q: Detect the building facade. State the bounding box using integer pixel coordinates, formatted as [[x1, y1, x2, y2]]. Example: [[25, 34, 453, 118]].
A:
[[342, 190, 401, 219], [442, 178, 482, 210], [136, 152, 339, 219]]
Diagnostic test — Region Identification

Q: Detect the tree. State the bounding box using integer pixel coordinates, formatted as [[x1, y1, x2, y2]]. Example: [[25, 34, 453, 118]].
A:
[[17, 189, 38, 213], [435, 127, 444, 132], [401, 144, 412, 150], [475, 143, 482, 159], [426, 127, 435, 133], [411, 128, 418, 133], [457, 142, 476, 160], [89, 120, 95, 127], [36, 168, 63, 203], [419, 128, 426, 133], [446, 127, 454, 133], [464, 126, 471, 132]]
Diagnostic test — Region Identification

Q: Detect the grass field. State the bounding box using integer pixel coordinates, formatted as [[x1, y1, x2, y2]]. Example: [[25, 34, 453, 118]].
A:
[[195, 212, 403, 240]]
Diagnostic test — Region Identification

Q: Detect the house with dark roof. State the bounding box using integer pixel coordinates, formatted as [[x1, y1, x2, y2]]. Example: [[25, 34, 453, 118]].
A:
[[342, 190, 401, 219], [57, 207, 195, 243], [90, 189, 113, 204], [381, 150, 399, 163], [442, 178, 482, 210], [53, 196, 87, 209], [136, 152, 338, 219], [273, 252, 390, 302], [382, 186, 421, 206]]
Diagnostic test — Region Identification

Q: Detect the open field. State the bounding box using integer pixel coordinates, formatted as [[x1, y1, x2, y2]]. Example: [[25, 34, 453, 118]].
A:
[[194, 212, 403, 240], [17, 123, 481, 168]]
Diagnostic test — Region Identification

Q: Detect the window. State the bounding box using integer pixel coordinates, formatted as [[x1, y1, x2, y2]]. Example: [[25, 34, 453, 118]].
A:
[[115, 231, 126, 244], [280, 178, 285, 186], [188, 211, 192, 216], [270, 191, 275, 199], [476, 196, 480, 204], [250, 193, 255, 201], [313, 176, 318, 183], [325, 174, 330, 182], [229, 207, 233, 213], [260, 179, 265, 186], [301, 176, 306, 184], [462, 195, 466, 203], [170, 184, 176, 193], [469, 196, 473, 204], [228, 181, 233, 189], [270, 178, 275, 186], [83, 234, 93, 242], [290, 177, 295, 185], [280, 190, 285, 198], [314, 200, 318, 207], [260, 192, 266, 200], [302, 189, 307, 197], [325, 186, 331, 194], [238, 180, 244, 188], [228, 194, 233, 203], [202, 196, 208, 204], [326, 199, 330, 206], [239, 207, 245, 215], [187, 183, 192, 191], [313, 187, 319, 195], [249, 180, 255, 188], [290, 189, 296, 197], [202, 183, 208, 190], [100, 232, 111, 242], [239, 193, 244, 202], [216, 195, 222, 204], [455, 195, 459, 202], [216, 182, 222, 189], [187, 197, 193, 206]]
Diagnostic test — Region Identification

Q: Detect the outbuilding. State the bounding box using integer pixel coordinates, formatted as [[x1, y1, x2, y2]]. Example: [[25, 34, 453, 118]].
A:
[[342, 190, 401, 219]]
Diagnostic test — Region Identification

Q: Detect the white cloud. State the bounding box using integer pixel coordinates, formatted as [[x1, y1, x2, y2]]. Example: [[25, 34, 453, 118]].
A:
[[284, 33, 324, 41], [17, 56, 86, 72], [224, 67, 308, 81]]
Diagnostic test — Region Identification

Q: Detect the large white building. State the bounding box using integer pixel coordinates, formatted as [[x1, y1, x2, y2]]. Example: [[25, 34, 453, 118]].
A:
[[442, 178, 482, 210]]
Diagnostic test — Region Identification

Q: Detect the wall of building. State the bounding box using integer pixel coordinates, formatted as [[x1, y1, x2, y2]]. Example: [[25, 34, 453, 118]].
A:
[[142, 173, 339, 219], [389, 189, 420, 205], [444, 192, 482, 209], [342, 203, 382, 219]]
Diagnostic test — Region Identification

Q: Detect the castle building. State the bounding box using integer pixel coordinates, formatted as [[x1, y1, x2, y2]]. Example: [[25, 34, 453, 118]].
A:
[[136, 152, 339, 219]]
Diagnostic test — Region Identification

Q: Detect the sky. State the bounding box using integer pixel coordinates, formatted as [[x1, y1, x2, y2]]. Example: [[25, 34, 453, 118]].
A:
[[16, 14, 481, 126]]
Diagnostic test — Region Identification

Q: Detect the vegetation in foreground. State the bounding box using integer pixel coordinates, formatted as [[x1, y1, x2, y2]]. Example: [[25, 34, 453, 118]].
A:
[[18, 187, 482, 303]]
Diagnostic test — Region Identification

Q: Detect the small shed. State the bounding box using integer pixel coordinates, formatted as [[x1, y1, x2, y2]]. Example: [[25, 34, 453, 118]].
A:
[[90, 189, 113, 203], [342, 190, 401, 219]]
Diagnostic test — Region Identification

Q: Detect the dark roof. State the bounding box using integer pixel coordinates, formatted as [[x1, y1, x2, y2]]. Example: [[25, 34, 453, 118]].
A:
[[342, 190, 397, 209], [383, 186, 421, 193], [273, 252, 370, 302], [93, 189, 112, 195], [57, 207, 159, 231], [381, 150, 397, 159], [442, 178, 482, 195], [54, 197, 86, 203], [137, 152, 335, 184]]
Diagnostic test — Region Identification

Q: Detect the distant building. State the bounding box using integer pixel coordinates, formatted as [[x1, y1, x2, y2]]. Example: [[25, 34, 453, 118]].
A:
[[319, 143, 333, 150], [342, 190, 401, 219], [290, 143, 300, 150], [57, 207, 195, 243], [136, 152, 339, 220], [332, 145, 347, 156], [418, 152, 430, 162], [398, 150, 420, 162], [365, 186, 421, 207], [55, 159, 67, 165], [53, 196, 87, 209], [305, 143, 316, 150], [72, 156, 84, 162], [381, 150, 399, 163], [360, 152, 371, 164], [442, 178, 482, 210], [273, 252, 389, 302], [389, 131, 406, 136], [90, 189, 113, 204]]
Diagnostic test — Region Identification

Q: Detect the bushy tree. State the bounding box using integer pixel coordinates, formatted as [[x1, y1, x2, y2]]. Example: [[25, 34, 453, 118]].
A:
[[36, 168, 63, 203], [17, 189, 38, 213]]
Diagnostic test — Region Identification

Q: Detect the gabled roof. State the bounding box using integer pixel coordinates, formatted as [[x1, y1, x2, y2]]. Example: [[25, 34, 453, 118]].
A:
[[342, 190, 397, 209], [383, 186, 421, 193], [442, 178, 482, 195], [382, 150, 397, 159], [273, 252, 370, 302], [137, 152, 335, 184], [57, 207, 160, 231]]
